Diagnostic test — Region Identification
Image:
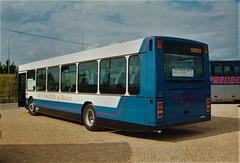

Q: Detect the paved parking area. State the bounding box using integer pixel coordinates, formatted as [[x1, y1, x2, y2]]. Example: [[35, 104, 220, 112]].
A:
[[0, 103, 239, 162]]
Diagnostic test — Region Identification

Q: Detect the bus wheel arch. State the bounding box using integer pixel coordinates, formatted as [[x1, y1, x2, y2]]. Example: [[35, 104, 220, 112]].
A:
[[28, 96, 33, 104], [81, 102, 92, 115], [27, 96, 33, 111], [28, 97, 38, 116], [82, 102, 100, 131]]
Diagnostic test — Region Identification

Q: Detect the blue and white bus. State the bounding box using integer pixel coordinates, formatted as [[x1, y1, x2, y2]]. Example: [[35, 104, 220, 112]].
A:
[[18, 36, 211, 131]]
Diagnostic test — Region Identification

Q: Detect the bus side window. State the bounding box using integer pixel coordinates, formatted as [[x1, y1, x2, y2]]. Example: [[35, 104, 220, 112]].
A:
[[223, 65, 232, 76], [149, 40, 153, 51], [36, 68, 46, 91], [78, 61, 98, 93], [129, 55, 141, 95], [234, 65, 240, 76], [27, 70, 36, 91], [213, 65, 222, 76], [61, 64, 76, 92], [100, 57, 126, 94], [47, 66, 59, 92]]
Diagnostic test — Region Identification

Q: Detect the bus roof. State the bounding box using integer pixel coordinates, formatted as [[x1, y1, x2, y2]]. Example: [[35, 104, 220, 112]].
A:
[[19, 38, 144, 72]]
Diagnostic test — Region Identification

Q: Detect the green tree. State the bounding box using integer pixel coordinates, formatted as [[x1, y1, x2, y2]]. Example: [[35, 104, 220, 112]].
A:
[[0, 60, 17, 74], [2, 60, 8, 74], [0, 62, 3, 74], [10, 62, 17, 74]]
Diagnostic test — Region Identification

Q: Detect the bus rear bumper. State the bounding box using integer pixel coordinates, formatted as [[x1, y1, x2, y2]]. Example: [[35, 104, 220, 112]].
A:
[[147, 116, 211, 131], [98, 116, 211, 131]]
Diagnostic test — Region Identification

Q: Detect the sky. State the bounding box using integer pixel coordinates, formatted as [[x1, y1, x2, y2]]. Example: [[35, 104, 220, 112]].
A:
[[0, 0, 239, 66]]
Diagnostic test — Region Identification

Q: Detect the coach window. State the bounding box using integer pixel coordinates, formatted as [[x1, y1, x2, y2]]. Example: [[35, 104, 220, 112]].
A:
[[223, 64, 232, 76], [100, 57, 126, 94], [234, 65, 240, 75], [129, 55, 141, 95], [47, 66, 59, 92], [36, 68, 46, 91], [78, 61, 98, 93], [27, 70, 36, 91], [211, 64, 222, 76], [61, 64, 76, 92]]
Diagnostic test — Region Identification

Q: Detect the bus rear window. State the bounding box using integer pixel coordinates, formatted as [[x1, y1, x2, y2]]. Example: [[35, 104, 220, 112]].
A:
[[163, 40, 203, 78]]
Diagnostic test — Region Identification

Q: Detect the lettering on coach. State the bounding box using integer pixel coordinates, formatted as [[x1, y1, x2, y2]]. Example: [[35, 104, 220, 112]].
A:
[[173, 94, 198, 106], [210, 76, 240, 85], [173, 94, 199, 101], [37, 93, 72, 102]]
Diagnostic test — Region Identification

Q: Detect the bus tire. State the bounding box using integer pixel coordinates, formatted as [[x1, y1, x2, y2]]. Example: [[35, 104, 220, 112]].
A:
[[28, 99, 38, 116], [83, 104, 99, 131]]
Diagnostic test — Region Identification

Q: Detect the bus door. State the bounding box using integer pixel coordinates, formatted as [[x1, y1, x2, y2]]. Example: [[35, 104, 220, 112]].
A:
[[18, 73, 26, 107]]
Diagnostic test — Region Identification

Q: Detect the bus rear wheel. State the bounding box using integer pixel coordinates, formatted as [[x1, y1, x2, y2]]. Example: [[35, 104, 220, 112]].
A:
[[28, 99, 38, 116], [83, 104, 99, 131]]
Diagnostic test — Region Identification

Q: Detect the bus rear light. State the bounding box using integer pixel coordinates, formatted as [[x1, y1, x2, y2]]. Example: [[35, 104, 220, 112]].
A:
[[158, 113, 163, 118], [157, 37, 162, 49], [157, 102, 163, 118], [204, 44, 208, 54], [206, 98, 211, 112]]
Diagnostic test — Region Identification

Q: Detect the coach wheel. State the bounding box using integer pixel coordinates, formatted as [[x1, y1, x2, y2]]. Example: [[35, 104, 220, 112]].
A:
[[28, 99, 38, 116], [83, 104, 99, 131]]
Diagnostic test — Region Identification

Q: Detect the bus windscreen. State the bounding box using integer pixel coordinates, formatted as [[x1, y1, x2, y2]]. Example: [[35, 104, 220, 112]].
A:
[[163, 40, 203, 78]]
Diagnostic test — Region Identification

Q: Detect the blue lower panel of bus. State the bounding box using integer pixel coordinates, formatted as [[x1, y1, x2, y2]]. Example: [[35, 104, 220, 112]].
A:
[[95, 96, 146, 125], [26, 97, 147, 128]]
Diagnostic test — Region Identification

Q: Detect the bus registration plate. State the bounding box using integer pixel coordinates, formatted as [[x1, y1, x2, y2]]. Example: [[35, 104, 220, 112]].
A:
[[172, 69, 194, 77]]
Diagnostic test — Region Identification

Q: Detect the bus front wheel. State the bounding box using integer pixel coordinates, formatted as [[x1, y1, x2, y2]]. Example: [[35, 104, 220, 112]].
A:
[[28, 99, 38, 116], [83, 104, 99, 131]]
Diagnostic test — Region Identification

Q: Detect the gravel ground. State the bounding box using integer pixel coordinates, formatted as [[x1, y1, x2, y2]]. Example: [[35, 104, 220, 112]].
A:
[[0, 103, 239, 162]]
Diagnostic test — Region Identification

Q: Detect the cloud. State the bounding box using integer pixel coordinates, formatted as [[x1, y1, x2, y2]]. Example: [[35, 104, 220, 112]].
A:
[[1, 0, 239, 66], [26, 51, 35, 56]]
